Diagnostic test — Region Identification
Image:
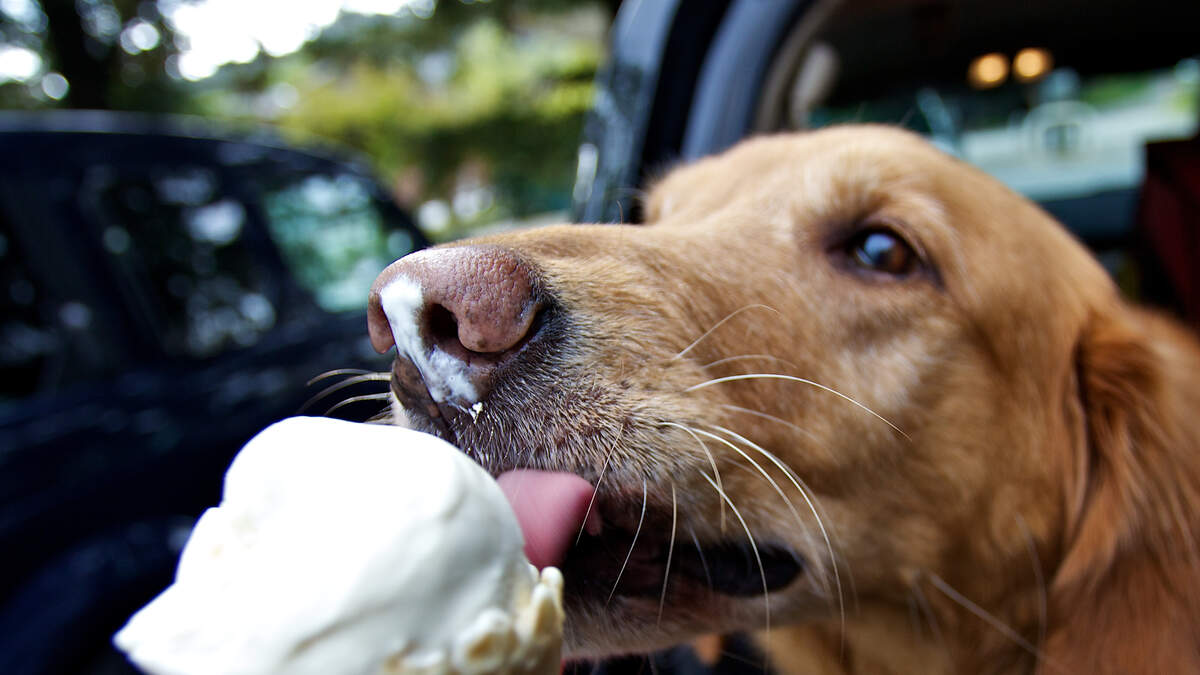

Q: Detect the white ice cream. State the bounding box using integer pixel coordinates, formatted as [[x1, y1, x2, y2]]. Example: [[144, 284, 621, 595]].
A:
[[114, 417, 563, 675]]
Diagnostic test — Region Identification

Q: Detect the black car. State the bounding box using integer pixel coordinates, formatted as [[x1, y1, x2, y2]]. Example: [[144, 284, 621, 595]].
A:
[[0, 111, 426, 674]]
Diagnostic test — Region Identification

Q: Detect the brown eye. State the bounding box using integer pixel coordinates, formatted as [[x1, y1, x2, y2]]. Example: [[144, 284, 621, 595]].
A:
[[848, 229, 919, 277]]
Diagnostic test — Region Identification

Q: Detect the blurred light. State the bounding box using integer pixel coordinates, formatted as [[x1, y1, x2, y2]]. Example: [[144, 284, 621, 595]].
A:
[[405, 0, 435, 19], [968, 53, 1008, 90], [186, 199, 245, 245], [79, 2, 121, 40], [418, 199, 451, 233], [573, 142, 598, 204], [267, 82, 299, 110], [164, 54, 183, 80], [0, 45, 41, 83], [417, 51, 455, 86], [120, 19, 162, 54], [1013, 48, 1052, 82], [0, 0, 47, 32], [103, 226, 132, 255], [239, 293, 276, 329], [40, 72, 68, 99], [59, 301, 93, 330]]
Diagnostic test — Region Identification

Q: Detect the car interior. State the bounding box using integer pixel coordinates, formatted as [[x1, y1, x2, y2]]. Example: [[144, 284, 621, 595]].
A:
[[753, 0, 1199, 321]]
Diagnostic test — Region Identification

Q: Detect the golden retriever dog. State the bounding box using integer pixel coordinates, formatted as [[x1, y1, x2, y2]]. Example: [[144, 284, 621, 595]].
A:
[[367, 125, 1200, 674]]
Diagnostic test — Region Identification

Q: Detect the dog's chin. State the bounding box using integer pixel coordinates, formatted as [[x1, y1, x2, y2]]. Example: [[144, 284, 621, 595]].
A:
[[557, 505, 809, 658], [561, 575, 814, 660], [561, 592, 733, 660]]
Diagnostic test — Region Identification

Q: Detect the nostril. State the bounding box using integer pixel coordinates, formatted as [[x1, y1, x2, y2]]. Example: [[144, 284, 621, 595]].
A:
[[426, 304, 462, 354], [368, 245, 547, 401], [425, 300, 546, 361]]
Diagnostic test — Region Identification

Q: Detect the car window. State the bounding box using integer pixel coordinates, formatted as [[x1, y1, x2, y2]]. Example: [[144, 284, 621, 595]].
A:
[[256, 170, 419, 313], [807, 59, 1200, 203], [80, 165, 283, 359], [0, 177, 139, 398]]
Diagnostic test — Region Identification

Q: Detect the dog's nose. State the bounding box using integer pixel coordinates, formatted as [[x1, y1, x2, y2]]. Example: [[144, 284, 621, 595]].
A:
[[367, 245, 543, 404]]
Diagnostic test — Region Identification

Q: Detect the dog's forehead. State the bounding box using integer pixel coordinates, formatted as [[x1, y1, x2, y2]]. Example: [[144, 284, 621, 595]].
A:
[[649, 126, 954, 222]]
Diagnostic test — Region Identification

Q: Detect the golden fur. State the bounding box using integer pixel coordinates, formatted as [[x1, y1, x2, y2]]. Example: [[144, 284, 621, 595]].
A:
[[384, 125, 1200, 673]]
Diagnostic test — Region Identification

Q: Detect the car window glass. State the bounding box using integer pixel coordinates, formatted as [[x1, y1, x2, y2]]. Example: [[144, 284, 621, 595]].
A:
[[258, 171, 418, 312], [81, 165, 281, 359], [807, 59, 1200, 203]]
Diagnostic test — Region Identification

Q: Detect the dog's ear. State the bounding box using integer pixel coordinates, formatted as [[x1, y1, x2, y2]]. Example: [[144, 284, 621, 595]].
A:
[[1042, 307, 1200, 672]]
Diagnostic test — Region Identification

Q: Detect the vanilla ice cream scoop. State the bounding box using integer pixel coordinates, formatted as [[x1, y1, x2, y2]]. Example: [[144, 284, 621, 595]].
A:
[[114, 417, 567, 675]]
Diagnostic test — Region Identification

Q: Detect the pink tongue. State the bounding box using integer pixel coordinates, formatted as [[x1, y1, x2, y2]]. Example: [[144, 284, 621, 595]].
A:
[[497, 470, 600, 570]]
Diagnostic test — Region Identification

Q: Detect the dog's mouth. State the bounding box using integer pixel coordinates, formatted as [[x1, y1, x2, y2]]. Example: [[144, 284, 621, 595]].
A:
[[390, 359, 806, 607], [497, 469, 805, 603], [563, 515, 806, 601]]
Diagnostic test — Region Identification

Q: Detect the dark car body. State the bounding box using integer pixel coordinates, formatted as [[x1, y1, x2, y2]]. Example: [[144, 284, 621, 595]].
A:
[[0, 111, 426, 673]]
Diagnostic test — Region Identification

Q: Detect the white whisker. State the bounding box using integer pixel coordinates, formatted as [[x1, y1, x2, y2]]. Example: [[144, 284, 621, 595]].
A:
[[686, 427, 806, 532], [717, 403, 820, 443], [306, 368, 377, 386], [301, 373, 391, 413], [607, 479, 648, 607], [364, 404, 394, 425], [658, 482, 678, 628], [708, 424, 845, 641], [910, 581, 946, 651], [687, 373, 910, 441], [1016, 515, 1047, 659], [660, 421, 727, 533], [699, 471, 770, 637], [323, 393, 391, 416], [907, 592, 924, 638], [672, 305, 780, 361], [926, 572, 1062, 671], [688, 528, 713, 589], [577, 443, 616, 545]]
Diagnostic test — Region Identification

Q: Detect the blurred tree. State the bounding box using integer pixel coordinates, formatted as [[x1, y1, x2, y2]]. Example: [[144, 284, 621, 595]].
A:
[[280, 4, 608, 238], [270, 11, 602, 215], [0, 0, 191, 111], [1, 0, 614, 238]]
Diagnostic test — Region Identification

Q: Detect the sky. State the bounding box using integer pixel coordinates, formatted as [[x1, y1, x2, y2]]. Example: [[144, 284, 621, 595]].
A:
[[0, 0, 433, 85], [162, 0, 434, 80]]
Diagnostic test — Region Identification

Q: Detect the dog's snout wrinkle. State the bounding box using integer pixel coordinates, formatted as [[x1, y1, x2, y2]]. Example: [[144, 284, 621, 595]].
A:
[[368, 245, 544, 406]]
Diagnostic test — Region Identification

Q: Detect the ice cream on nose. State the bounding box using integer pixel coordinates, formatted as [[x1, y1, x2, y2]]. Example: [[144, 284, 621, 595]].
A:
[[113, 417, 571, 675]]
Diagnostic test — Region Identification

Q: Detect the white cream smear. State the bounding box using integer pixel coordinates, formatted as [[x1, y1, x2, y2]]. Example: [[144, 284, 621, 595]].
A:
[[379, 273, 479, 405], [114, 417, 563, 675]]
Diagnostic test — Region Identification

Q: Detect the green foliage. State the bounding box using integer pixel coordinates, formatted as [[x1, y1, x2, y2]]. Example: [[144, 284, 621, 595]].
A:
[[1079, 73, 1153, 108], [269, 6, 605, 239]]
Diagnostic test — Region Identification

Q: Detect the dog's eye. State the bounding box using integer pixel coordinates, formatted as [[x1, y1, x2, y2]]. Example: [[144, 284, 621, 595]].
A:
[[846, 228, 919, 277]]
